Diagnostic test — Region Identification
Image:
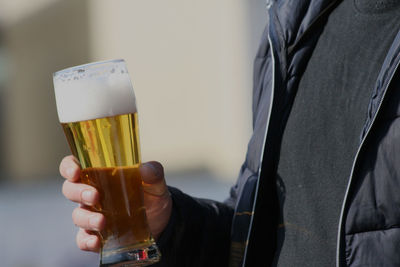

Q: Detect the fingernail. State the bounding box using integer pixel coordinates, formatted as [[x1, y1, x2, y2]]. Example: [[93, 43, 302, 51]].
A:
[[82, 190, 95, 205], [89, 215, 102, 230], [147, 163, 161, 177], [86, 237, 97, 248], [66, 165, 77, 178]]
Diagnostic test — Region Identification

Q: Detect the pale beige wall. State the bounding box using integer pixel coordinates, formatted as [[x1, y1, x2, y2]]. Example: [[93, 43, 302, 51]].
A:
[[88, 0, 267, 179], [1, 0, 267, 181], [3, 0, 89, 180], [0, 0, 59, 26]]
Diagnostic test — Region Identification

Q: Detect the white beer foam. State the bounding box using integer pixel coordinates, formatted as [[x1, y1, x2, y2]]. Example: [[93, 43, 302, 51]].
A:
[[54, 59, 137, 123]]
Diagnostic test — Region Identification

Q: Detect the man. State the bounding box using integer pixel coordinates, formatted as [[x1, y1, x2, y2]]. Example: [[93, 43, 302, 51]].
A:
[[60, 0, 400, 266]]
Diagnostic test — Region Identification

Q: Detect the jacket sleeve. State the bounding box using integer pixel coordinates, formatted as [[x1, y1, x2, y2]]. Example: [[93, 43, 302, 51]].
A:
[[152, 186, 234, 267]]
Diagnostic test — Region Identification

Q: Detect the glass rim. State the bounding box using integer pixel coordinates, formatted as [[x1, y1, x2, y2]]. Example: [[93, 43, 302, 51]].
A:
[[53, 59, 125, 77]]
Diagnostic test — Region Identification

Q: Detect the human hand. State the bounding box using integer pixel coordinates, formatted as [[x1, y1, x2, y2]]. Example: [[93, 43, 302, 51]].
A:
[[60, 155, 172, 252]]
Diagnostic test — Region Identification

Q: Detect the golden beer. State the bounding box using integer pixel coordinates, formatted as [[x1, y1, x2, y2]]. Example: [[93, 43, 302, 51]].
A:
[[62, 114, 155, 259], [81, 167, 150, 251], [54, 60, 160, 266], [62, 113, 140, 169]]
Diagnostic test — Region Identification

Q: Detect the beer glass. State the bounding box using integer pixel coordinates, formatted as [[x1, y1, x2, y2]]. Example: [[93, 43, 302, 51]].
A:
[[53, 59, 161, 266]]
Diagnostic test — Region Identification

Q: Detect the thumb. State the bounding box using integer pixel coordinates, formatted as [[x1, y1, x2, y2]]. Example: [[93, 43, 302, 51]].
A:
[[140, 161, 168, 197]]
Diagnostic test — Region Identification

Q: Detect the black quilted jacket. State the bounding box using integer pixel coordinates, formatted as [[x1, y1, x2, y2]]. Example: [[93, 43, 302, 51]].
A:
[[154, 1, 400, 266]]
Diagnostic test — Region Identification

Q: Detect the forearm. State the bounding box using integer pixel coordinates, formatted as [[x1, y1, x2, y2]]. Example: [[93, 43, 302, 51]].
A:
[[153, 187, 234, 267]]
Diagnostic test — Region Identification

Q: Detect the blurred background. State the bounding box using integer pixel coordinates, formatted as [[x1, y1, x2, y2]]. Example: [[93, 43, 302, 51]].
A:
[[0, 0, 267, 266]]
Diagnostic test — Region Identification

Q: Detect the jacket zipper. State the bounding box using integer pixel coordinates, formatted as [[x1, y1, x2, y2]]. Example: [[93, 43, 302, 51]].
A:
[[241, 26, 276, 267], [242, 2, 339, 265], [336, 53, 400, 267]]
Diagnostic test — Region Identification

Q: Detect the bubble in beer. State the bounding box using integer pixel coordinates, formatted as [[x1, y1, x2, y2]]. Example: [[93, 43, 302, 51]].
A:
[[53, 59, 137, 123]]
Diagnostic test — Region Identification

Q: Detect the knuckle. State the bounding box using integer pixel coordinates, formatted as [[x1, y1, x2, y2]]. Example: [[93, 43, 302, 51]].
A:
[[72, 207, 83, 225], [76, 229, 98, 252], [60, 155, 81, 181], [61, 181, 68, 198], [62, 181, 77, 200], [71, 208, 78, 220], [60, 156, 72, 174], [77, 237, 87, 251], [153, 161, 164, 171], [63, 182, 94, 204], [149, 161, 164, 177], [72, 207, 104, 231], [76, 230, 85, 250]]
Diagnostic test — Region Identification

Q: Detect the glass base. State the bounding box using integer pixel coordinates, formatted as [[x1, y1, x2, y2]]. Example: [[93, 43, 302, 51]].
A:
[[100, 243, 161, 267]]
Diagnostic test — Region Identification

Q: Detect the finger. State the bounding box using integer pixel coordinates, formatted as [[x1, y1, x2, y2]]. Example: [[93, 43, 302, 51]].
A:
[[76, 228, 101, 252], [60, 155, 81, 182], [62, 180, 99, 206], [140, 161, 168, 197], [72, 207, 105, 231]]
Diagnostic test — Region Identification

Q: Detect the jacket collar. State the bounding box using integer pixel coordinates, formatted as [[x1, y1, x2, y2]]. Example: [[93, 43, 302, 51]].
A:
[[270, 0, 342, 50]]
